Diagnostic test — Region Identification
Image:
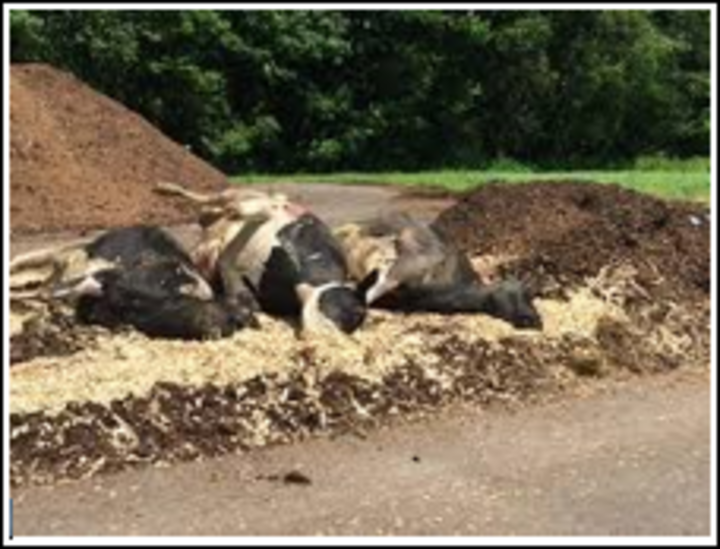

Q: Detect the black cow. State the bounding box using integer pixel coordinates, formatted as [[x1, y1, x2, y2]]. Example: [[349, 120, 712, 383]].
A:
[[335, 213, 543, 330], [11, 225, 256, 339], [73, 262, 252, 339]]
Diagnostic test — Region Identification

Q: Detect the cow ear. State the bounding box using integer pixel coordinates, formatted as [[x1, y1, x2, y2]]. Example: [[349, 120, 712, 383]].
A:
[[355, 269, 380, 303]]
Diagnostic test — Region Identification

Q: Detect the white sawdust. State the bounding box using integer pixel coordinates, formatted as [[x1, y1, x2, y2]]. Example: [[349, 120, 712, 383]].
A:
[[10, 289, 626, 416]]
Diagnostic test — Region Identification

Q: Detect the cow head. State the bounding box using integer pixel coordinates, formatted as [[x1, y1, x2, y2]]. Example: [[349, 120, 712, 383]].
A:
[[481, 279, 543, 330], [297, 282, 367, 335]]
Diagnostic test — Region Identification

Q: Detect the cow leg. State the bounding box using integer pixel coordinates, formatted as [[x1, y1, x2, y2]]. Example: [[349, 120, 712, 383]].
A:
[[214, 218, 269, 327], [9, 243, 79, 274], [154, 181, 237, 207], [217, 255, 261, 316], [154, 182, 269, 210], [10, 243, 76, 290]]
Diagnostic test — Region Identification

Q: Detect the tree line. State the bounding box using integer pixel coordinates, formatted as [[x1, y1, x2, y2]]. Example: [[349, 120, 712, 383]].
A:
[[11, 10, 710, 173]]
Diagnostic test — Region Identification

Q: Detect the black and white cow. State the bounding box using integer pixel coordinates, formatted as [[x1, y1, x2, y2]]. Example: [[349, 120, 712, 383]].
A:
[[10, 225, 255, 339], [335, 212, 543, 330], [155, 183, 368, 334]]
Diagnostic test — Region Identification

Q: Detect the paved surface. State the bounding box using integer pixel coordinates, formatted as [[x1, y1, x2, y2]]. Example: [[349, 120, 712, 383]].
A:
[[11, 372, 712, 537], [253, 182, 453, 226], [10, 183, 454, 258]]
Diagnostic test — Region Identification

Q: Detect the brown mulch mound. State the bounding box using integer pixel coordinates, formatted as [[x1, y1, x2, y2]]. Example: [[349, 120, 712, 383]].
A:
[[433, 181, 710, 301], [10, 63, 228, 235]]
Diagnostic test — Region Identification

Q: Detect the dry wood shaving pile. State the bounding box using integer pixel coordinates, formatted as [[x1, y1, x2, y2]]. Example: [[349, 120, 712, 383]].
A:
[[9, 260, 709, 487]]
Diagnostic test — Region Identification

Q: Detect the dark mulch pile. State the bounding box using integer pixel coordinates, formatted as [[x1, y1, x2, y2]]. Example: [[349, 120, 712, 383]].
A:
[[9, 303, 112, 366], [433, 181, 710, 301]]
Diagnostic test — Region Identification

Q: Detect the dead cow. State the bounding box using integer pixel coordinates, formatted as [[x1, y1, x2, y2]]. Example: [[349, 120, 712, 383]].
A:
[[10, 225, 254, 339], [155, 182, 368, 334], [334, 212, 543, 330]]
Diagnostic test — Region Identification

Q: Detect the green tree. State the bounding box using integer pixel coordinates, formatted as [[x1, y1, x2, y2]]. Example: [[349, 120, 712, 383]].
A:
[[10, 10, 47, 61], [9, 9, 710, 172]]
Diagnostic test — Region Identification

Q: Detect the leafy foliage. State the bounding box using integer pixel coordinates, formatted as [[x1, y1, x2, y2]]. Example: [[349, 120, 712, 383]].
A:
[[10, 10, 710, 172]]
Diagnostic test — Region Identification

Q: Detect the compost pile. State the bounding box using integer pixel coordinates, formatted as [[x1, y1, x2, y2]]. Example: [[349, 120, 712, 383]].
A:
[[10, 63, 228, 234], [9, 68, 710, 487], [434, 179, 710, 380], [434, 181, 710, 302]]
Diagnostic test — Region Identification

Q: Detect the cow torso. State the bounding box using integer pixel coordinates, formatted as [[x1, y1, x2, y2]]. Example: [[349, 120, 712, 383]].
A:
[[257, 213, 350, 315], [219, 212, 351, 316]]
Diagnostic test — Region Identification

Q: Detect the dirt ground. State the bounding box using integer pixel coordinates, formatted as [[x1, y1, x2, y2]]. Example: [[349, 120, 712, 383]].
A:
[[8, 64, 711, 490]]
